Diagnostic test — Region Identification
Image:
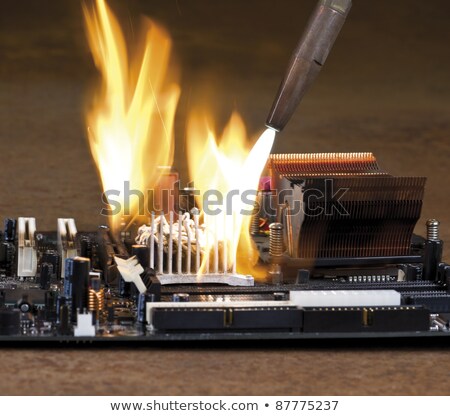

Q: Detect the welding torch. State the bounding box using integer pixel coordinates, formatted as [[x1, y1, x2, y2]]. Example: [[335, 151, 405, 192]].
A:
[[266, 0, 352, 132]]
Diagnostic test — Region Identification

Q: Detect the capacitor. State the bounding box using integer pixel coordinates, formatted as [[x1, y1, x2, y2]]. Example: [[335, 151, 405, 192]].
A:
[[0, 308, 21, 336], [137, 292, 155, 323], [71, 256, 91, 322], [16, 294, 33, 314], [64, 257, 74, 298]]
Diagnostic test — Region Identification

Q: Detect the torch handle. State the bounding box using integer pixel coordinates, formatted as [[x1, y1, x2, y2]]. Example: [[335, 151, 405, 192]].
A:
[[266, 0, 352, 132]]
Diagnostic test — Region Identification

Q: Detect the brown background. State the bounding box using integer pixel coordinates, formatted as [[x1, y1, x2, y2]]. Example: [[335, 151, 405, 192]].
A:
[[0, 0, 449, 395]]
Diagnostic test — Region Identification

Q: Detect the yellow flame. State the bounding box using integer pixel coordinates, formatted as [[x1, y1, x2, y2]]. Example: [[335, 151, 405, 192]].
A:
[[188, 112, 275, 277], [83, 0, 180, 230]]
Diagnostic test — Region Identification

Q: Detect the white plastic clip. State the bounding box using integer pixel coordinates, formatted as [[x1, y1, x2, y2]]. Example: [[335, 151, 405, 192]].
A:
[[17, 217, 38, 277], [115, 256, 147, 294], [57, 218, 78, 278]]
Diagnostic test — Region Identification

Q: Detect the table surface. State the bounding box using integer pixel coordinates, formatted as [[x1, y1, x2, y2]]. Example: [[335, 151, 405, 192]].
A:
[[0, 0, 449, 395]]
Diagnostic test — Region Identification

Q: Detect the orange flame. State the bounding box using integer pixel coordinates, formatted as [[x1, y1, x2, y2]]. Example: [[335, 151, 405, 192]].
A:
[[83, 0, 180, 230], [188, 112, 275, 277]]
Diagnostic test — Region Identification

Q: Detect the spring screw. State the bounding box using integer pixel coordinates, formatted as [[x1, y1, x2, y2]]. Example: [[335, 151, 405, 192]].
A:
[[269, 222, 284, 257], [250, 205, 260, 236], [426, 219, 440, 241]]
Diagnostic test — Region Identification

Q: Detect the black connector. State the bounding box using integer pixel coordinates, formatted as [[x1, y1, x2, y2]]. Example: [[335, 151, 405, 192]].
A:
[[302, 306, 430, 332]]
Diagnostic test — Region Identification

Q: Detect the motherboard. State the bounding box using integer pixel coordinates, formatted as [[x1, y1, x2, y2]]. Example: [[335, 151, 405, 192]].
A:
[[0, 152, 449, 343]]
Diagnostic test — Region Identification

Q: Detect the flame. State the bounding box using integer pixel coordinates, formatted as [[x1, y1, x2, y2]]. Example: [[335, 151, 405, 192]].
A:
[[188, 112, 275, 277], [83, 0, 180, 231]]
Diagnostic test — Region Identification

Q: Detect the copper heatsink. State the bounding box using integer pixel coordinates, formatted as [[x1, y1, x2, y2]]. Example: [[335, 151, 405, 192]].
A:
[[269, 152, 386, 177], [270, 153, 426, 258]]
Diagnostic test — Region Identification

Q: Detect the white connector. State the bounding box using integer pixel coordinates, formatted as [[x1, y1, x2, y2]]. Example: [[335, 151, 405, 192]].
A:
[[115, 256, 147, 294], [289, 290, 401, 307], [74, 311, 96, 337], [17, 217, 38, 277], [57, 218, 78, 278]]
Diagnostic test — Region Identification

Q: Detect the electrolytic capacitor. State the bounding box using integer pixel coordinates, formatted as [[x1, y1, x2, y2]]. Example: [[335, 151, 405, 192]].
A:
[[64, 258, 74, 298], [137, 292, 155, 323], [71, 256, 91, 322], [16, 294, 33, 314]]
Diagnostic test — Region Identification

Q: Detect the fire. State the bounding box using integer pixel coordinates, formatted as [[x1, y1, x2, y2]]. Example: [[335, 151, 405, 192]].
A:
[[188, 112, 275, 277], [83, 0, 180, 231], [83, 0, 275, 279]]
